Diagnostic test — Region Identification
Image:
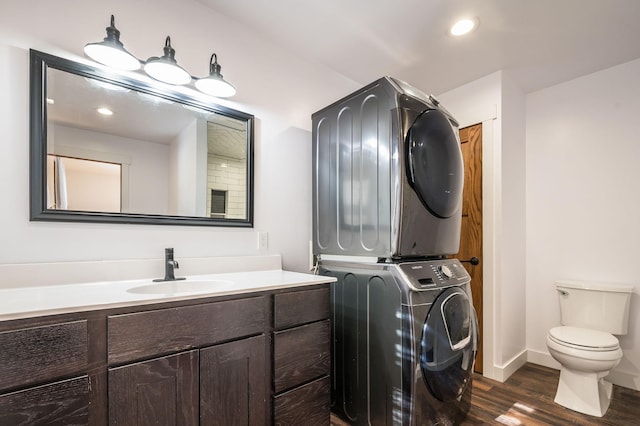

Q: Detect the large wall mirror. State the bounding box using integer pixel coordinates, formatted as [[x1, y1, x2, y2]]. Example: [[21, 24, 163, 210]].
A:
[[30, 49, 254, 227]]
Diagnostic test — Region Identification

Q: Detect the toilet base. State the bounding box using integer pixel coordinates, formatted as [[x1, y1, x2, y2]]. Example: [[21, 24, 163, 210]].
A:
[[554, 367, 613, 417]]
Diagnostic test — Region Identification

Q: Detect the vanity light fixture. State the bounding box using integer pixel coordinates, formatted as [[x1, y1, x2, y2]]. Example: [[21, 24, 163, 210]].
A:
[[85, 15, 237, 96], [194, 53, 237, 98], [143, 36, 192, 85], [84, 15, 141, 71]]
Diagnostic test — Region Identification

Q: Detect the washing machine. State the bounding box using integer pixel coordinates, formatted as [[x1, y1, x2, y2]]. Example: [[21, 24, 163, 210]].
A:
[[320, 258, 477, 426], [312, 76, 463, 259]]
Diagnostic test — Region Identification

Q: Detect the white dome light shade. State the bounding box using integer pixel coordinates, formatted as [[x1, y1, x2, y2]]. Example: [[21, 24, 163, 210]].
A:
[[84, 15, 140, 70], [144, 60, 191, 85], [195, 77, 236, 97], [450, 18, 478, 36], [143, 36, 192, 85], [194, 53, 236, 97], [84, 43, 140, 70]]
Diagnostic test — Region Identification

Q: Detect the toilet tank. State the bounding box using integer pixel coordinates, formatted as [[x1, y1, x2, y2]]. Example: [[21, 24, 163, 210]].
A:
[[556, 280, 634, 335]]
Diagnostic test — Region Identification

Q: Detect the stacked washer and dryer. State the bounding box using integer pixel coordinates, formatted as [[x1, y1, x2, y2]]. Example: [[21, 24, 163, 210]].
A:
[[312, 77, 478, 425]]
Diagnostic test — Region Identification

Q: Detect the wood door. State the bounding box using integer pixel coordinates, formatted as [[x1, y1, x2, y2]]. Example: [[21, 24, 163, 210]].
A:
[[200, 335, 268, 426], [458, 124, 483, 373]]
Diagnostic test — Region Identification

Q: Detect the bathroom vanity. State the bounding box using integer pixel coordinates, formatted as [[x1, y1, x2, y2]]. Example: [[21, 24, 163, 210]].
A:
[[0, 268, 333, 425]]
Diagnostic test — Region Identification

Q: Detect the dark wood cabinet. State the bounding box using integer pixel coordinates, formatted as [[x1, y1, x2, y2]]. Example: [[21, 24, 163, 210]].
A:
[[107, 297, 265, 365], [273, 376, 331, 426], [108, 351, 199, 426], [200, 335, 268, 425], [0, 320, 88, 392], [107, 298, 268, 425], [272, 287, 331, 425], [0, 321, 90, 426], [0, 376, 90, 425], [274, 320, 331, 393], [0, 283, 330, 425]]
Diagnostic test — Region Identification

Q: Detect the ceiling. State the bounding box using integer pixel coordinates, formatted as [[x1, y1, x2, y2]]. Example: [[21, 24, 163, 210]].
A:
[[197, 0, 640, 95]]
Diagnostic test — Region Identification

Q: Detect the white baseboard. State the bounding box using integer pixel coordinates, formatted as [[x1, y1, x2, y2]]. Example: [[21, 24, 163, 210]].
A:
[[490, 349, 528, 382], [527, 348, 560, 370], [526, 349, 640, 391], [607, 369, 640, 391]]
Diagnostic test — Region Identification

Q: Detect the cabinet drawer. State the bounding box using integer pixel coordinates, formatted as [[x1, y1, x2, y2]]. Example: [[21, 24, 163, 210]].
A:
[[273, 320, 330, 393], [108, 297, 265, 365], [274, 287, 329, 330], [0, 376, 89, 425], [273, 375, 330, 426], [0, 321, 88, 392]]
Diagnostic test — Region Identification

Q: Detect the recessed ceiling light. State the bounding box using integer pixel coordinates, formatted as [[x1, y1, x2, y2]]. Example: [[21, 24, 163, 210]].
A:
[[97, 107, 114, 116], [450, 18, 478, 36]]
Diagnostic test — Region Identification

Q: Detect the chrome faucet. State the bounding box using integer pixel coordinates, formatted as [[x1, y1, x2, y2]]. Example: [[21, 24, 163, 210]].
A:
[[153, 248, 186, 282]]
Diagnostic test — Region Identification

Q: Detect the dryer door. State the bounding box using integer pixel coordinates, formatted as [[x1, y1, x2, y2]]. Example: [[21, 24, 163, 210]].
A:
[[420, 286, 476, 402], [406, 109, 463, 218]]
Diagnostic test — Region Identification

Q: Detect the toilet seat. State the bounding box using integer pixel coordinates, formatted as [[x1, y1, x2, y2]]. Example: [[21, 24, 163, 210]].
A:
[[548, 326, 619, 351]]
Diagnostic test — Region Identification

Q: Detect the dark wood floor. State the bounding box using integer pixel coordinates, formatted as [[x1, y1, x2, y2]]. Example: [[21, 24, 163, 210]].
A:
[[331, 363, 640, 425]]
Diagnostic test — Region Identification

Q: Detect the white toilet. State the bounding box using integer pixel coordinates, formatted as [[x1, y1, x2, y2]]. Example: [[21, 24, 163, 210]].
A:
[[546, 280, 633, 417]]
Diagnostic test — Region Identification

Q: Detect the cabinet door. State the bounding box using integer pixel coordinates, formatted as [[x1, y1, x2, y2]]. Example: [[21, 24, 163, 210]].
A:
[[108, 351, 198, 426], [200, 335, 267, 426]]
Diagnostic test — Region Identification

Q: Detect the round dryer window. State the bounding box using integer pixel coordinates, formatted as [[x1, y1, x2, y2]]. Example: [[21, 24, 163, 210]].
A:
[[420, 287, 476, 402], [406, 109, 463, 218]]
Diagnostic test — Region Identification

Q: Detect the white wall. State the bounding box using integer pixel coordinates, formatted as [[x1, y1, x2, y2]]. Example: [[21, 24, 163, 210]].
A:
[[437, 71, 527, 382], [0, 0, 358, 273], [439, 61, 640, 390], [498, 73, 527, 371], [526, 58, 640, 390]]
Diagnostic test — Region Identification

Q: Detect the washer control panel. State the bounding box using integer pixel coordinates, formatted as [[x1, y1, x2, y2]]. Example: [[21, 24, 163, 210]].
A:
[[439, 264, 453, 278], [398, 259, 470, 291]]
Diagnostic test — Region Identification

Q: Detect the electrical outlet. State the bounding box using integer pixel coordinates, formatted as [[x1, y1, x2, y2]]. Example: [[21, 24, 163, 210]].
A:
[[258, 232, 268, 250]]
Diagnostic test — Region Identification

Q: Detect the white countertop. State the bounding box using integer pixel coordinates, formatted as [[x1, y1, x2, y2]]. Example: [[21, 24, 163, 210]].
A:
[[0, 269, 336, 322]]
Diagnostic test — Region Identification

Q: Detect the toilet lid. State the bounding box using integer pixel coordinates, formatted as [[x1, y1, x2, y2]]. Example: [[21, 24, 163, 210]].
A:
[[549, 326, 619, 350]]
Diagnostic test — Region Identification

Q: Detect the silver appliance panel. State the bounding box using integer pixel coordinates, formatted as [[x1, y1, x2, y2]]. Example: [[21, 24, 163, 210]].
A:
[[312, 76, 463, 259]]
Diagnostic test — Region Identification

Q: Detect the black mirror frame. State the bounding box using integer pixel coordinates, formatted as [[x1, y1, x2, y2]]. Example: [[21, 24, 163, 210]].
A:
[[29, 49, 254, 227]]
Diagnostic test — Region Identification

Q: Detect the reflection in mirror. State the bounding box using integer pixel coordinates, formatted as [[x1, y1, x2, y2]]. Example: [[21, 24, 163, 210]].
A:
[[30, 50, 254, 227], [47, 155, 122, 212]]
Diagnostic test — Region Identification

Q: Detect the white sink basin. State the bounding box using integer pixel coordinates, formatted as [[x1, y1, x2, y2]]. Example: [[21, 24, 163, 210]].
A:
[[127, 279, 233, 295]]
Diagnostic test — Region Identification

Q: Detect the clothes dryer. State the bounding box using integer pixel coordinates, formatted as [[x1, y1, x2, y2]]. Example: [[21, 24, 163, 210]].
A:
[[312, 77, 463, 259], [320, 258, 477, 426]]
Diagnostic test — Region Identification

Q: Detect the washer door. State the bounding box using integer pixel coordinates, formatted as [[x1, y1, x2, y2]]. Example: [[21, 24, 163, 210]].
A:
[[406, 109, 463, 218], [420, 287, 476, 402]]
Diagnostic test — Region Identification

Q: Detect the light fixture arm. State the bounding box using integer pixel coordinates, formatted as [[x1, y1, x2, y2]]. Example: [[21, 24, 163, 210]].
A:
[[162, 36, 178, 64], [209, 53, 222, 77], [98, 15, 125, 48]]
